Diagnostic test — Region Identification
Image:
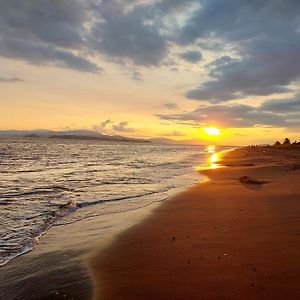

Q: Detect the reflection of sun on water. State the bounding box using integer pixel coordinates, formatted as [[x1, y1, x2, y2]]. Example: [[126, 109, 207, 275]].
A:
[[210, 152, 219, 169], [206, 145, 220, 168], [194, 145, 220, 171], [206, 145, 215, 153], [210, 153, 218, 163]]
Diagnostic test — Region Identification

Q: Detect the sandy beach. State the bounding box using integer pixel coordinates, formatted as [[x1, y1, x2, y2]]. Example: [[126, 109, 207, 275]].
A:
[[89, 146, 300, 299], [1, 146, 300, 299]]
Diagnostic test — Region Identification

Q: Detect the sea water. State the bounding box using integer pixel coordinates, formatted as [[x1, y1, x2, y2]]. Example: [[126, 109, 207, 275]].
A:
[[0, 136, 228, 266]]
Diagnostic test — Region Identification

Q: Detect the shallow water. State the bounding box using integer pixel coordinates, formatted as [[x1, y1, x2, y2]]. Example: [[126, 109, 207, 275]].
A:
[[0, 136, 227, 266]]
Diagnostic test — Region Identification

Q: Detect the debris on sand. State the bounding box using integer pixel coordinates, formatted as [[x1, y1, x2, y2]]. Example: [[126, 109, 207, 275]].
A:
[[239, 176, 267, 185]]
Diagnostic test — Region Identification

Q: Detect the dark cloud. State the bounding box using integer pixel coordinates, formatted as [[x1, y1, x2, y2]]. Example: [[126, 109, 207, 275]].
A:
[[0, 0, 86, 48], [164, 102, 178, 109], [90, 1, 168, 66], [261, 95, 300, 113], [179, 0, 300, 102], [157, 96, 300, 128], [0, 0, 197, 71], [1, 0, 300, 100], [187, 37, 298, 101], [0, 0, 101, 73], [205, 56, 235, 70], [179, 50, 202, 63], [0, 37, 101, 73], [178, 0, 300, 45], [0, 75, 22, 83]]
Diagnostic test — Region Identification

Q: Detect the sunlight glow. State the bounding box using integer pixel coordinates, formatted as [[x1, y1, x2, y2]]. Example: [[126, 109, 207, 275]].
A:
[[210, 152, 219, 169], [204, 127, 221, 136], [210, 153, 218, 163], [206, 145, 216, 153], [194, 146, 220, 171]]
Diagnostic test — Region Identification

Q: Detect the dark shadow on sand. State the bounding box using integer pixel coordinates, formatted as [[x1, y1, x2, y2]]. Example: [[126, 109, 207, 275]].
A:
[[0, 250, 92, 300]]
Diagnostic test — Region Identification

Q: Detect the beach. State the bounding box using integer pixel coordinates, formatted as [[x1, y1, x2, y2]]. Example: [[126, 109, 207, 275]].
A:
[[90, 146, 300, 299], [1, 146, 300, 299]]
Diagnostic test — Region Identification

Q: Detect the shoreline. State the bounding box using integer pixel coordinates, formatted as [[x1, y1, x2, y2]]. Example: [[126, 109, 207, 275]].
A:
[[88, 146, 300, 299], [0, 168, 203, 268], [0, 149, 212, 300]]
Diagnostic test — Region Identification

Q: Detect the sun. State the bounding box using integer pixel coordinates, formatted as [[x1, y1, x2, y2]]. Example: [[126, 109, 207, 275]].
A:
[[204, 127, 221, 136]]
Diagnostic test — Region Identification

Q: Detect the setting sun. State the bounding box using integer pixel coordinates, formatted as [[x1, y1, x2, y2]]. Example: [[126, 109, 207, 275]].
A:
[[204, 127, 221, 136]]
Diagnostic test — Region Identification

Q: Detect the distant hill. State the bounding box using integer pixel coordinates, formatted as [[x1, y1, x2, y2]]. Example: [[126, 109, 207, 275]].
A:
[[0, 129, 104, 137], [0, 130, 149, 143], [49, 134, 149, 143], [0, 130, 203, 145], [24, 133, 40, 138]]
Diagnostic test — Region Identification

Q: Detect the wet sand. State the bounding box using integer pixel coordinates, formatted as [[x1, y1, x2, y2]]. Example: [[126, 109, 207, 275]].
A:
[[0, 201, 160, 300], [89, 147, 300, 299]]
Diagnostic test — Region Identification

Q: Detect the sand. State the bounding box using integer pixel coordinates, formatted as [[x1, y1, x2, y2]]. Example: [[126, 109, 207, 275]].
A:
[[88, 147, 300, 300]]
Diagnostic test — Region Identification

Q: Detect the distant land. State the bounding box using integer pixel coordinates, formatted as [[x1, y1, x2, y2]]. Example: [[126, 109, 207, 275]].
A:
[[0, 130, 214, 146], [0, 130, 151, 143]]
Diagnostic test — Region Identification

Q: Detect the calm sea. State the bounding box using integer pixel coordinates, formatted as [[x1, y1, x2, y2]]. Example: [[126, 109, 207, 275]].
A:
[[0, 137, 228, 266]]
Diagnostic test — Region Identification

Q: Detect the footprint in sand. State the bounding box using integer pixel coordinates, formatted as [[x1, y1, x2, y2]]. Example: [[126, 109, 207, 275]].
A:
[[239, 176, 268, 190]]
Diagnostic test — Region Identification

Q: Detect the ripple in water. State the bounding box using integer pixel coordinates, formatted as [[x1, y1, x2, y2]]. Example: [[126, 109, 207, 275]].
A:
[[0, 136, 228, 266]]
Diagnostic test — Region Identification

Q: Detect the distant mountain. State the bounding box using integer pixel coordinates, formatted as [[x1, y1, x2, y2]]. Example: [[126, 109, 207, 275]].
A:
[[49, 134, 149, 143], [0, 130, 201, 145], [0, 129, 102, 137], [0, 130, 149, 143]]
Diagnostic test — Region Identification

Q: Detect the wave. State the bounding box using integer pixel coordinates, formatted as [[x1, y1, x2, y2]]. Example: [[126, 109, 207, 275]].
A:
[[0, 185, 181, 267], [0, 139, 210, 268]]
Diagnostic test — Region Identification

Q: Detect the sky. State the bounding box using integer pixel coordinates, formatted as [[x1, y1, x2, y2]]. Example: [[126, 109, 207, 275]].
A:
[[1, 0, 300, 145]]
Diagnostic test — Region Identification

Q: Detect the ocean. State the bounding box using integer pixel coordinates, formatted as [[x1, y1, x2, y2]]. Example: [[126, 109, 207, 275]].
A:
[[0, 136, 227, 266]]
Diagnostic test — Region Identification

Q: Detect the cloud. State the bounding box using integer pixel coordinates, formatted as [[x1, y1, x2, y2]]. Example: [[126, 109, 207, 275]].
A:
[[90, 1, 168, 66], [88, 0, 198, 67], [1, 0, 299, 96], [157, 96, 300, 128], [164, 102, 178, 109], [101, 119, 113, 128], [131, 70, 143, 82], [0, 0, 86, 48], [94, 119, 135, 133], [0, 76, 23, 83], [178, 0, 300, 102], [0, 0, 197, 72], [261, 94, 300, 113], [93, 119, 113, 133], [0, 0, 102, 73], [179, 50, 202, 63], [0, 0, 189, 72], [0, 37, 102, 73], [113, 121, 135, 132]]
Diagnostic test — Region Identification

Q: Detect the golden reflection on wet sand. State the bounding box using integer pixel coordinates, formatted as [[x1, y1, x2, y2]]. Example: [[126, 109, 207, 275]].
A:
[[194, 145, 221, 171]]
